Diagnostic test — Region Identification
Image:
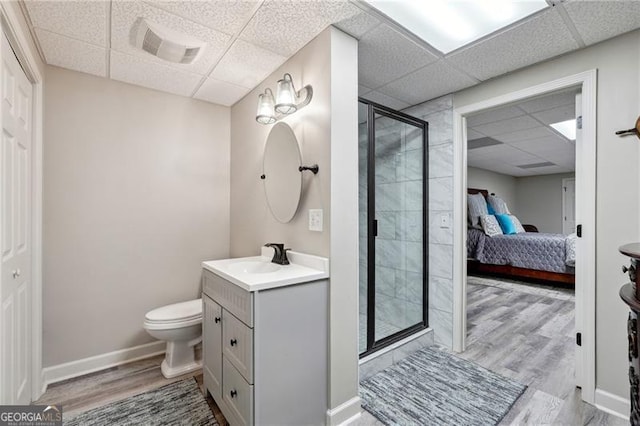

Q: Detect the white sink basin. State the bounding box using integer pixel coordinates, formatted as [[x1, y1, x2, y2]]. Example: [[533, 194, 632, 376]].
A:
[[228, 260, 281, 274], [203, 247, 330, 292]]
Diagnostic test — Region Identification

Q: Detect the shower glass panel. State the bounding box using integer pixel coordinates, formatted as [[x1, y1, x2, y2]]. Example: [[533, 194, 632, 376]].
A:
[[359, 99, 428, 357]]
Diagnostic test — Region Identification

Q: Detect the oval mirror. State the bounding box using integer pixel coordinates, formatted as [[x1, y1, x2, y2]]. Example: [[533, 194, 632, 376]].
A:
[[263, 122, 302, 223]]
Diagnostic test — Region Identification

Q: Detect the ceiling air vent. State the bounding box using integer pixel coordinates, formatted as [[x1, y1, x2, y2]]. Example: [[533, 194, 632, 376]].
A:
[[517, 161, 556, 169], [134, 18, 206, 64], [468, 137, 503, 150]]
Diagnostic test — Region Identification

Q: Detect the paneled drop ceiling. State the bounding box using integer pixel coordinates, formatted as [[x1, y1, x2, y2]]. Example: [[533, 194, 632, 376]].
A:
[[22, 0, 640, 108], [467, 89, 579, 177]]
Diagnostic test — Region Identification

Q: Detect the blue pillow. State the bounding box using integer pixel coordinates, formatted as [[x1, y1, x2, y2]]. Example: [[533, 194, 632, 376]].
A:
[[495, 214, 516, 235], [486, 202, 496, 215]]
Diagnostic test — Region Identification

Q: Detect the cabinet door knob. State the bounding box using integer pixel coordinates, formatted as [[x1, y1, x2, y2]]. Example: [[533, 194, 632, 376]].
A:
[[214, 317, 221, 323], [230, 390, 237, 398], [230, 338, 237, 346]]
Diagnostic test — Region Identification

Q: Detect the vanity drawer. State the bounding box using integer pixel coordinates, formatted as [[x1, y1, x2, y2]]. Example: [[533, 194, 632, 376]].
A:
[[203, 269, 253, 327], [223, 357, 254, 426], [223, 310, 254, 383]]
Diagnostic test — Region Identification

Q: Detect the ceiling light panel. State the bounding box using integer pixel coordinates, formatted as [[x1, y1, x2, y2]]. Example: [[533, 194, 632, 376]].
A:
[[550, 119, 577, 141], [111, 1, 230, 75], [362, 0, 548, 53]]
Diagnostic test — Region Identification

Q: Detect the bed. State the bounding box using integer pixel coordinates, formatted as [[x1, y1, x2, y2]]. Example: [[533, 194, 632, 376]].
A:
[[467, 188, 575, 286]]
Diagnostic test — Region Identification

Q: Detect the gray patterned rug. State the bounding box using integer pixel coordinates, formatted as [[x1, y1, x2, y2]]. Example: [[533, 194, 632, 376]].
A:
[[360, 347, 526, 425], [64, 378, 217, 426]]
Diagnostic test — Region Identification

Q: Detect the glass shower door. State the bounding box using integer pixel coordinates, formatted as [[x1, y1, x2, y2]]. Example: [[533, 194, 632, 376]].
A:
[[359, 99, 428, 356]]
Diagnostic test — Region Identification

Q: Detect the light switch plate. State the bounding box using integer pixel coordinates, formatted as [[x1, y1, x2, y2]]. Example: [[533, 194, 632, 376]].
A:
[[309, 209, 323, 232]]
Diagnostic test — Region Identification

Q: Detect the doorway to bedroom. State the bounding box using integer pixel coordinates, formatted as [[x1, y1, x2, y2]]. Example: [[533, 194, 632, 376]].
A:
[[459, 84, 589, 422]]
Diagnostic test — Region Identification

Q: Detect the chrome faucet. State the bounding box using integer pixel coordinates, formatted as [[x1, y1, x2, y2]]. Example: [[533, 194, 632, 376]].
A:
[[264, 243, 290, 265]]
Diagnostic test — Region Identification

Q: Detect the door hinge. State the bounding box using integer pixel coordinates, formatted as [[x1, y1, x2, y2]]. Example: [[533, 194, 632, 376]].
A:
[[373, 219, 378, 237], [577, 224, 582, 238], [576, 332, 582, 346], [577, 116, 583, 130]]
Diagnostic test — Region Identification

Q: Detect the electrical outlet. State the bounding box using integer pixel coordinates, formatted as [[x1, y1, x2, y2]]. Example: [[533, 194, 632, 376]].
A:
[[440, 213, 450, 228], [309, 209, 323, 232]]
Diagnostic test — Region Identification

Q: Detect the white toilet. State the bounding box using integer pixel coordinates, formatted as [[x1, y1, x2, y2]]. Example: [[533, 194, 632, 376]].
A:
[[143, 298, 203, 379]]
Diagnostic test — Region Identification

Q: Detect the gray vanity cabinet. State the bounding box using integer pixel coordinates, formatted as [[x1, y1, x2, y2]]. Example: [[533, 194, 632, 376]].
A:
[[202, 268, 328, 426]]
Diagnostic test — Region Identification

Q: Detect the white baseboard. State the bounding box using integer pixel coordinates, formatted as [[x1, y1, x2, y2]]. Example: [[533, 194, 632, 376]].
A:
[[326, 396, 362, 426], [594, 388, 630, 420], [42, 341, 166, 391]]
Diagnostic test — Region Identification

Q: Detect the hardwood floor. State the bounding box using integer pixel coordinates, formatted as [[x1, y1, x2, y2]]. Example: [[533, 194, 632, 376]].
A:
[[356, 275, 627, 425], [37, 277, 626, 425], [34, 354, 228, 425]]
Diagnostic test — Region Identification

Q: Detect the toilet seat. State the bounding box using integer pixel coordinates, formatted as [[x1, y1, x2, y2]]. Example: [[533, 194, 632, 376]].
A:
[[144, 299, 202, 330]]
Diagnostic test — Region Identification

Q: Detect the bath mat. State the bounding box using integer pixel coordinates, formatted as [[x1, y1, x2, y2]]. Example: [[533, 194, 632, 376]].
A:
[[64, 378, 217, 426], [360, 346, 526, 426]]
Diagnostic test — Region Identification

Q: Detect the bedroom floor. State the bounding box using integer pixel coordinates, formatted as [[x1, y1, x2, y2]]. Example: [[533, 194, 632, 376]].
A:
[[461, 275, 625, 425]]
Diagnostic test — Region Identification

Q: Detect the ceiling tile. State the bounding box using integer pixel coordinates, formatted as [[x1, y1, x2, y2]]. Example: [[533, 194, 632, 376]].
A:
[[377, 60, 476, 105], [110, 51, 202, 97], [493, 126, 556, 144], [36, 29, 106, 77], [359, 85, 372, 96], [111, 1, 230, 76], [518, 90, 578, 113], [473, 115, 540, 137], [510, 135, 571, 153], [467, 129, 485, 140], [466, 105, 525, 127], [358, 24, 440, 89], [333, 9, 380, 39], [146, 1, 261, 35], [532, 104, 576, 125], [361, 91, 410, 111], [564, 0, 640, 46], [194, 77, 251, 106], [239, 0, 365, 56], [211, 40, 287, 89], [24, 1, 107, 46], [446, 9, 579, 81]]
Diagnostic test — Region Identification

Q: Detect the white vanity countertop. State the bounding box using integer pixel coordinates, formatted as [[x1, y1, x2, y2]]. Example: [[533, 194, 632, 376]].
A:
[[202, 247, 329, 292]]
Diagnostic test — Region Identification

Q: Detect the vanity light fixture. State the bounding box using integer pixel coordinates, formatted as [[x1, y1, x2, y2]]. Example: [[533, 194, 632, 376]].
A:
[[255, 73, 313, 125]]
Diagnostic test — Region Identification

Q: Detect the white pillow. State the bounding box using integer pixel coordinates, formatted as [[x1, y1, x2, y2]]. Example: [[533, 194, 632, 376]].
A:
[[487, 195, 510, 215], [468, 193, 488, 229], [480, 215, 503, 237]]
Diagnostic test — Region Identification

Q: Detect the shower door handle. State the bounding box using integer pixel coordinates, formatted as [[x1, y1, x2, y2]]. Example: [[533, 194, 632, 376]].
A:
[[373, 219, 378, 237]]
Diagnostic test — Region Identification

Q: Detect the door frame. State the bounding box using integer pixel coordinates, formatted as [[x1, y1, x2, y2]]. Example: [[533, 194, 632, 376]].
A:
[[562, 177, 576, 235], [452, 70, 597, 403], [0, 3, 44, 401]]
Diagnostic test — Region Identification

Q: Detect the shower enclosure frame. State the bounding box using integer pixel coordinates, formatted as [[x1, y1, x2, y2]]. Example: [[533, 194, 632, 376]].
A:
[[359, 98, 429, 358]]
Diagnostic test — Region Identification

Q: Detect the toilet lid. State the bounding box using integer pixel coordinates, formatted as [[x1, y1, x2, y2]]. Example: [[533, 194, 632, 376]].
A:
[[145, 298, 202, 322]]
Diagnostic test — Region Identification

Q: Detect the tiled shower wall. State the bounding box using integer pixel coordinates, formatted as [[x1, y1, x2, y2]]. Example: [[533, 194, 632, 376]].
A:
[[404, 95, 454, 348]]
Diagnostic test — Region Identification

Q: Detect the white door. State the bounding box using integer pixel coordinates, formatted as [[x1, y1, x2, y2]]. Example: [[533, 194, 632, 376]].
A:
[[573, 92, 582, 389], [563, 178, 576, 235], [0, 32, 33, 405]]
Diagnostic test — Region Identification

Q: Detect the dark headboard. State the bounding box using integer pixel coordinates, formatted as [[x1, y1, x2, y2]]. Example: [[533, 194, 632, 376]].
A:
[[467, 188, 489, 198]]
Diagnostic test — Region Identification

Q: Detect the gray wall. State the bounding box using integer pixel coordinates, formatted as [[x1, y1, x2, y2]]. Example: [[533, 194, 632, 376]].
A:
[[516, 173, 575, 234], [403, 96, 454, 347], [467, 167, 517, 213], [467, 167, 574, 234], [229, 28, 360, 421], [43, 66, 230, 367], [455, 29, 640, 400]]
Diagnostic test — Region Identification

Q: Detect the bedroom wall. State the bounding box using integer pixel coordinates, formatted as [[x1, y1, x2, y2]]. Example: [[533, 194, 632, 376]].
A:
[[466, 167, 517, 215], [516, 173, 575, 234], [454, 28, 640, 407]]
